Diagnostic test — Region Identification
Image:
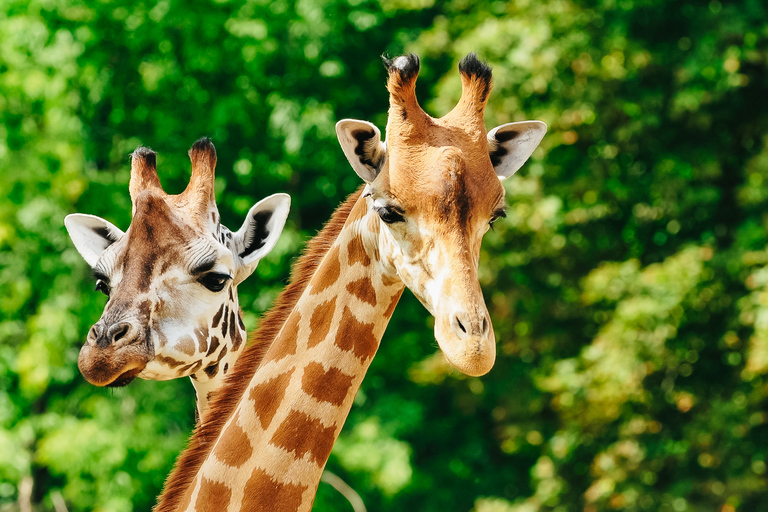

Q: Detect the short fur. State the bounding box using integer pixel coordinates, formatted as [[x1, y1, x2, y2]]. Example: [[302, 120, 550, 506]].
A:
[[154, 187, 364, 512]]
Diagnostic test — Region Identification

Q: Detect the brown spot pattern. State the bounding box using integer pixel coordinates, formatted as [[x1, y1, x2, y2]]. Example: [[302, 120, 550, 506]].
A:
[[216, 345, 228, 363], [334, 306, 379, 362], [307, 297, 336, 349], [270, 410, 336, 466], [346, 277, 377, 306], [347, 235, 371, 266], [264, 311, 300, 362], [203, 362, 219, 378], [195, 325, 208, 353], [249, 368, 295, 429], [301, 362, 354, 406], [155, 353, 185, 368], [206, 335, 220, 357], [221, 307, 229, 337], [211, 304, 224, 329], [194, 477, 231, 511], [241, 468, 307, 511], [232, 324, 243, 352], [213, 420, 253, 468], [137, 299, 152, 320], [177, 335, 195, 356], [228, 309, 236, 340], [178, 360, 202, 375], [384, 289, 404, 319], [310, 245, 340, 295], [381, 273, 400, 287]]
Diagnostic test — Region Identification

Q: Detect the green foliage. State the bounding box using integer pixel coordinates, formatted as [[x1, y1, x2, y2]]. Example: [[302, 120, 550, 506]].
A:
[[1, 0, 767, 511]]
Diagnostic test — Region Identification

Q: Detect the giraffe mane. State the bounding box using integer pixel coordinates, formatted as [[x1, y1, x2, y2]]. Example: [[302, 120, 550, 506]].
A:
[[154, 186, 364, 512]]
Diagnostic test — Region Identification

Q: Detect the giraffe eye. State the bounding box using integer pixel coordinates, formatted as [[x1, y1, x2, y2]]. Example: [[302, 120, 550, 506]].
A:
[[95, 279, 110, 297], [375, 205, 405, 224], [490, 209, 507, 225], [199, 273, 231, 292]]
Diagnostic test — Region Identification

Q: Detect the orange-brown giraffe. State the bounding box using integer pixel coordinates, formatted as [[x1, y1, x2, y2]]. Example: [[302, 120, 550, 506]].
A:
[[65, 139, 290, 418], [155, 53, 546, 511]]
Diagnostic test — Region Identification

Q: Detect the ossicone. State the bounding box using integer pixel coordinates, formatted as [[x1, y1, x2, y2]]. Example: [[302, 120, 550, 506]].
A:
[[129, 146, 163, 204]]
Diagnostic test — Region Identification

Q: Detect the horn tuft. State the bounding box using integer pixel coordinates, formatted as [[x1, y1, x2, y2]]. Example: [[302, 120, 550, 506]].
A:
[[132, 146, 157, 169], [382, 53, 420, 83], [458, 53, 492, 104], [188, 137, 216, 169]]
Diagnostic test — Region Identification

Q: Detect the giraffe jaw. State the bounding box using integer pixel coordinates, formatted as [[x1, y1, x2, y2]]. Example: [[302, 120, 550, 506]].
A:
[[105, 366, 144, 387]]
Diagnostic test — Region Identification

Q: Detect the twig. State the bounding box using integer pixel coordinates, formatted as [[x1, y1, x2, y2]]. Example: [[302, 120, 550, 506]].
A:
[[320, 471, 367, 512], [51, 491, 70, 512], [18, 476, 33, 512]]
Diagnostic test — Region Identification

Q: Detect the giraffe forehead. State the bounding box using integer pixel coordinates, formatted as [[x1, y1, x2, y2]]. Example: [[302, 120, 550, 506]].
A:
[[386, 152, 504, 222], [117, 192, 226, 275]]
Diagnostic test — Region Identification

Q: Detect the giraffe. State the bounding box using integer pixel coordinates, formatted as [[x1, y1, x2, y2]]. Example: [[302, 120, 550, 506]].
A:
[[65, 138, 291, 418], [155, 53, 547, 511]]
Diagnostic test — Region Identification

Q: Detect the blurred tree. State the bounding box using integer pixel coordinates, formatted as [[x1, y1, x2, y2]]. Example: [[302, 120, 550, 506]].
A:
[[1, 0, 767, 511]]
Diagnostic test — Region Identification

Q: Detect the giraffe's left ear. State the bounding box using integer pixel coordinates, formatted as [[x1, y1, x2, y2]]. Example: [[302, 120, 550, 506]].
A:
[[65, 214, 125, 267], [232, 193, 291, 284], [336, 119, 387, 184], [488, 121, 547, 180]]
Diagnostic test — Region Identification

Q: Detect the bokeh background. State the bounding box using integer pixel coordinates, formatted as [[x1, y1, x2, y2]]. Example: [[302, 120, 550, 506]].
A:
[[2, 0, 768, 510]]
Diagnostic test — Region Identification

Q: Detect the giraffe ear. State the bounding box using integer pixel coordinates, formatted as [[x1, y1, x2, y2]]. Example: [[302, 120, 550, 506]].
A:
[[336, 119, 387, 183], [65, 214, 125, 267], [487, 120, 547, 180], [232, 193, 291, 284]]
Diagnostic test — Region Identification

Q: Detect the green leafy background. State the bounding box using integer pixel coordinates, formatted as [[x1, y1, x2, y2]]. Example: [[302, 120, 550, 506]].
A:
[[1, 0, 767, 510]]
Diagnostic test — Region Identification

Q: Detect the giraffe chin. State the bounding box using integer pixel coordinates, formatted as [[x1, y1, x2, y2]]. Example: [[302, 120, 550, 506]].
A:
[[105, 367, 144, 388]]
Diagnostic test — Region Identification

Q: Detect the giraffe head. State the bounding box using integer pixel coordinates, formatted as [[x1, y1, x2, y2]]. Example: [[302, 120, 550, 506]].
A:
[[337, 54, 545, 376], [65, 139, 290, 388]]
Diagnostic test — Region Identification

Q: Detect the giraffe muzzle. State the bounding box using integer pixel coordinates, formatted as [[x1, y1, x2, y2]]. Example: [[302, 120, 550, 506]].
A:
[[79, 319, 152, 387], [434, 306, 496, 377]]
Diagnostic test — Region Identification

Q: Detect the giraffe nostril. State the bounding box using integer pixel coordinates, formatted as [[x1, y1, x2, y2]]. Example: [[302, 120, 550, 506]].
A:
[[482, 316, 489, 335], [456, 317, 467, 334], [107, 322, 134, 345], [88, 324, 101, 340]]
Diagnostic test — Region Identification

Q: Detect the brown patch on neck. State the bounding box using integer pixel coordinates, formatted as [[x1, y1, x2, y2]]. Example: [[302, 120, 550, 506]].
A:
[[263, 310, 300, 363], [309, 245, 341, 295], [269, 410, 337, 466], [334, 306, 379, 362], [301, 362, 354, 406], [242, 467, 307, 511], [347, 235, 371, 266], [346, 277, 377, 306], [250, 368, 295, 429], [155, 187, 364, 512], [307, 298, 336, 349], [213, 421, 252, 468], [384, 289, 404, 319], [193, 477, 232, 510]]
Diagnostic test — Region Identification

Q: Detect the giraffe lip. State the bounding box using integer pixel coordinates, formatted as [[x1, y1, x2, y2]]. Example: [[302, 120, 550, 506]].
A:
[[105, 367, 143, 387]]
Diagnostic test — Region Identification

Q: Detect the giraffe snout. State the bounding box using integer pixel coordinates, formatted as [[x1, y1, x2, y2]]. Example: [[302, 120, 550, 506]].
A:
[[434, 304, 497, 377]]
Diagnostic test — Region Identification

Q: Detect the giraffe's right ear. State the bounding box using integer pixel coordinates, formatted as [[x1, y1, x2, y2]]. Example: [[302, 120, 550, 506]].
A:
[[336, 119, 387, 183], [232, 193, 291, 285], [64, 214, 125, 267]]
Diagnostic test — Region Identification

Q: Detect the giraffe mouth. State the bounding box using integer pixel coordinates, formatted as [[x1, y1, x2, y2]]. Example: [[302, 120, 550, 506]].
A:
[[105, 367, 144, 388]]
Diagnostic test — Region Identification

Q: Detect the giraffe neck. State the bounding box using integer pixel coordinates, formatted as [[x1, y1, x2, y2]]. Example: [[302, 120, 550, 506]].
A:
[[188, 294, 247, 419], [177, 196, 404, 511]]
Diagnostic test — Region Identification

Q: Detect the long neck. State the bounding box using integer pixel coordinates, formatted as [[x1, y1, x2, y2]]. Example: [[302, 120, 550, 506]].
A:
[[178, 198, 404, 512]]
